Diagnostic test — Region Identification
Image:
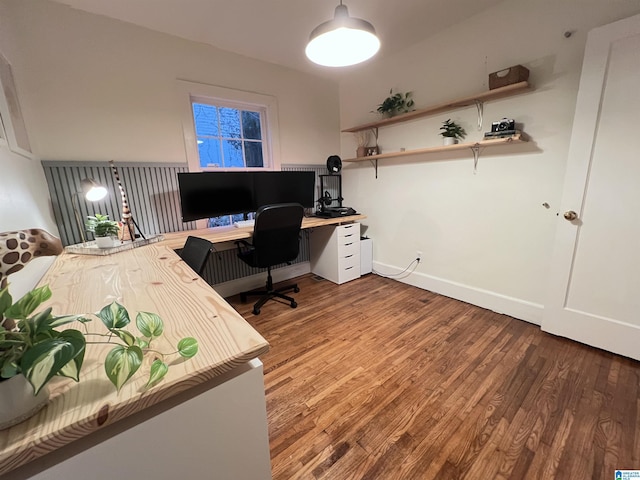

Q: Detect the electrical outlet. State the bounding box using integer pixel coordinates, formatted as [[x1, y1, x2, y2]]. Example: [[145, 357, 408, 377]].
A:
[[416, 251, 422, 262]]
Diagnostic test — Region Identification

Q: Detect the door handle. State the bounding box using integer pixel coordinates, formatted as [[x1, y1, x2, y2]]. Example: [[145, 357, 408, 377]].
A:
[[563, 210, 578, 221]]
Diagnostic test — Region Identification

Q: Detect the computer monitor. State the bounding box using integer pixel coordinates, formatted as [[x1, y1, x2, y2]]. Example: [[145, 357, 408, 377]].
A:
[[177, 170, 316, 222], [177, 172, 255, 222], [253, 171, 316, 209]]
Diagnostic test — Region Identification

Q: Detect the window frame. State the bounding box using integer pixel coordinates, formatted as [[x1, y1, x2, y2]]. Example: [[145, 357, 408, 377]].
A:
[[177, 80, 281, 173]]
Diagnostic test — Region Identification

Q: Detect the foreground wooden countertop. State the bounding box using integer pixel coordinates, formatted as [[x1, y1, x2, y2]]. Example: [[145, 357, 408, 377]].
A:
[[159, 213, 367, 250], [0, 244, 269, 475]]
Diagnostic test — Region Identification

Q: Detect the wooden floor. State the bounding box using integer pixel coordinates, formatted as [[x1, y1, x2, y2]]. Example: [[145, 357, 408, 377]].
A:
[[227, 274, 640, 480]]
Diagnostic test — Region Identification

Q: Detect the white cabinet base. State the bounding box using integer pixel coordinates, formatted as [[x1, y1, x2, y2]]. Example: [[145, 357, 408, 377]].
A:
[[309, 223, 361, 284]]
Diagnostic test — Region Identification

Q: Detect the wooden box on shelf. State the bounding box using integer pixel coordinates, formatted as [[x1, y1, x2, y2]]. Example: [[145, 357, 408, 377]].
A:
[[489, 65, 530, 90]]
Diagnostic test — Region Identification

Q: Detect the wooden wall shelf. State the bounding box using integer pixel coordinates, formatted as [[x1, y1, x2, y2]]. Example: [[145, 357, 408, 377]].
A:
[[342, 82, 531, 133], [343, 134, 527, 163]]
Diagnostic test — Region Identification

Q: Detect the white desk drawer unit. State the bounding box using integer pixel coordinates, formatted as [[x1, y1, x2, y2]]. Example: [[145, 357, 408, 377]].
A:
[[309, 222, 361, 285]]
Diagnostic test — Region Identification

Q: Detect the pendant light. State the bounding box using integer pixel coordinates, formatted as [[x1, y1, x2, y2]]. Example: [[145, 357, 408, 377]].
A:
[[305, 1, 380, 67]]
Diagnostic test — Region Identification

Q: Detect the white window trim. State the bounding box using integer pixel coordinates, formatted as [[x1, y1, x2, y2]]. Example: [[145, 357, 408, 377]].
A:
[[177, 79, 281, 172]]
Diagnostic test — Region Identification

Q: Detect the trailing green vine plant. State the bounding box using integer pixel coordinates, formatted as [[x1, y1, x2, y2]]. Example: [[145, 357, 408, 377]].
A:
[[375, 89, 415, 117], [0, 284, 198, 395]]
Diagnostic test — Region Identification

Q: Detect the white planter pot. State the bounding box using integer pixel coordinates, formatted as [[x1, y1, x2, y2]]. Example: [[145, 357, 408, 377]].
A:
[[443, 137, 458, 146], [95, 236, 115, 248], [0, 375, 49, 430]]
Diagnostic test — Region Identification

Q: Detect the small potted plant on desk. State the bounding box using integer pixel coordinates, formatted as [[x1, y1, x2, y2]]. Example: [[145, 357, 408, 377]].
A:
[[86, 214, 119, 248], [440, 119, 467, 145]]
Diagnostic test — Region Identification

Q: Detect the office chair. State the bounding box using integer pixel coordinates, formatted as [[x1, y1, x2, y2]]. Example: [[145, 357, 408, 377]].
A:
[[236, 203, 304, 315], [180, 236, 213, 276]]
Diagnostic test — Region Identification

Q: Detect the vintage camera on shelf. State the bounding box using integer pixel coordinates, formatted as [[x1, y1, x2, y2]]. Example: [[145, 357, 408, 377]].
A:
[[491, 118, 515, 132], [484, 118, 518, 138]]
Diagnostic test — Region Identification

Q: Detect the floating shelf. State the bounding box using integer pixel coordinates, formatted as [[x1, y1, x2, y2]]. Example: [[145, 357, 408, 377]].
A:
[[343, 134, 527, 163], [342, 82, 531, 133]]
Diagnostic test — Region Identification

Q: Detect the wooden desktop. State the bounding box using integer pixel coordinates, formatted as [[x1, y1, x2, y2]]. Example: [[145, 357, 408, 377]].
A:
[[0, 244, 272, 479], [159, 213, 367, 249]]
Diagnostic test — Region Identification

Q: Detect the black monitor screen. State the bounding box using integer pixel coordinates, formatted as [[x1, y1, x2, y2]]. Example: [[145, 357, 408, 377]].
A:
[[253, 171, 316, 209], [177, 172, 255, 222], [177, 170, 316, 222]]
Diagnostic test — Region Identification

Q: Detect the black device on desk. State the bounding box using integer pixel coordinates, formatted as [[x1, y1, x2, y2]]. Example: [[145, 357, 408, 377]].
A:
[[177, 171, 315, 222], [315, 173, 358, 218]]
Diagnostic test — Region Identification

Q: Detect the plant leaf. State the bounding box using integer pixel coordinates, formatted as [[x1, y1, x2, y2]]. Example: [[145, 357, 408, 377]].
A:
[[111, 329, 136, 347], [136, 312, 164, 340], [0, 285, 12, 320], [49, 314, 90, 328], [56, 329, 86, 381], [145, 359, 169, 389], [177, 337, 199, 358], [4, 285, 52, 320], [97, 302, 130, 329], [104, 345, 143, 391], [135, 337, 149, 349], [21, 336, 84, 395]]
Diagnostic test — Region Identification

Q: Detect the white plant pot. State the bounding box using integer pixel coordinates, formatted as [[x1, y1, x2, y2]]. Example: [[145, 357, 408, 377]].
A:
[[0, 375, 49, 430], [95, 236, 115, 248], [443, 137, 457, 146]]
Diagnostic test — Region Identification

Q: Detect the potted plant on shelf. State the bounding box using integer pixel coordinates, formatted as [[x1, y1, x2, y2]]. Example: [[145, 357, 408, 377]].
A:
[[376, 89, 415, 117], [85, 214, 119, 248], [440, 119, 467, 145], [0, 284, 198, 429]]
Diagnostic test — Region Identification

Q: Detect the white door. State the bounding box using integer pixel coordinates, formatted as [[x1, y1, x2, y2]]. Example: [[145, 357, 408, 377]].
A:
[[543, 13, 640, 361]]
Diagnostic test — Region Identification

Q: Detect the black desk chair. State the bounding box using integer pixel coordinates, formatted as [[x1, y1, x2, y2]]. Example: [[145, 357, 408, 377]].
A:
[[180, 236, 213, 276], [236, 203, 304, 315]]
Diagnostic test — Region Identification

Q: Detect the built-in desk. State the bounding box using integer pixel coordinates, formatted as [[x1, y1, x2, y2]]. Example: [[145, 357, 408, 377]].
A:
[[0, 245, 271, 479], [159, 213, 367, 250]]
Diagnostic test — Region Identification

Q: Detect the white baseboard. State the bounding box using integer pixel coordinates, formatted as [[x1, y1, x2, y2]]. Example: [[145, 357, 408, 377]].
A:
[[213, 262, 311, 299], [373, 261, 543, 325]]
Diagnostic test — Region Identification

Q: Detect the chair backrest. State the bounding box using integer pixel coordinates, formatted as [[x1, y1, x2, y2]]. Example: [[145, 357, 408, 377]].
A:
[[251, 203, 304, 268], [180, 236, 213, 275]]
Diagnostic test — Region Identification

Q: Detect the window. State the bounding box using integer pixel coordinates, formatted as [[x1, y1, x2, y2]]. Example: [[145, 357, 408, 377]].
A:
[[192, 103, 265, 169], [178, 81, 281, 228]]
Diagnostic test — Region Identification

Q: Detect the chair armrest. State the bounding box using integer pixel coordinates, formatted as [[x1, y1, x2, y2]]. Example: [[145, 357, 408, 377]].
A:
[[235, 239, 253, 256]]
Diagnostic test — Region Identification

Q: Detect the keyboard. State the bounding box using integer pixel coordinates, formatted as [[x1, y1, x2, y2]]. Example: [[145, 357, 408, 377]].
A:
[[234, 219, 255, 228]]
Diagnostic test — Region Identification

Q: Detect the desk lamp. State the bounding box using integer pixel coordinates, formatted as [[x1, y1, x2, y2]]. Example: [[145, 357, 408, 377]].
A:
[[72, 178, 108, 244]]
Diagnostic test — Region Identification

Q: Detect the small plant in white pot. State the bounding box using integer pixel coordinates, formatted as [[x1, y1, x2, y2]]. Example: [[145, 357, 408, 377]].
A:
[[85, 214, 119, 248], [440, 119, 467, 145]]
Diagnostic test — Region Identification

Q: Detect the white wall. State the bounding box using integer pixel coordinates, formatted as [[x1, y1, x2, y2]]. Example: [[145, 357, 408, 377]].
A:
[[0, 2, 59, 298], [339, 0, 640, 324], [2, 0, 340, 165]]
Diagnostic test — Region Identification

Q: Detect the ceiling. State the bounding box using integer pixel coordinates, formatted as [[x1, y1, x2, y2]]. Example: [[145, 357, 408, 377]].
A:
[[49, 0, 505, 77]]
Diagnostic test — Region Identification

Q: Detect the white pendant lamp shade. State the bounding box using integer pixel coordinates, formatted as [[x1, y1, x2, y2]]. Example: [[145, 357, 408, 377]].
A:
[[305, 3, 380, 67]]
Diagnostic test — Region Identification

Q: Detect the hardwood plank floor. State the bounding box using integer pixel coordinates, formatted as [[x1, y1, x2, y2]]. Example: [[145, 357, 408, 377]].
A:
[[227, 274, 640, 480]]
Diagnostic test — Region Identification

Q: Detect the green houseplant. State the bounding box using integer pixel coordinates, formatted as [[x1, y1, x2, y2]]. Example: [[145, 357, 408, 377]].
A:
[[440, 119, 467, 145], [86, 214, 120, 248], [0, 284, 198, 397], [376, 89, 415, 117]]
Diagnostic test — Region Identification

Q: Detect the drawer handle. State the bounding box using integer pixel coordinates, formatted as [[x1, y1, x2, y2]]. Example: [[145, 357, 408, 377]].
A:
[[345, 266, 353, 270], [344, 234, 354, 238], [345, 254, 353, 258], [344, 225, 354, 229], [345, 242, 352, 246]]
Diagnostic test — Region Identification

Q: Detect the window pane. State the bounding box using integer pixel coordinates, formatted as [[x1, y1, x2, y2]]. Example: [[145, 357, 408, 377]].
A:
[[208, 215, 232, 227], [192, 103, 219, 136], [242, 111, 262, 140], [219, 107, 241, 138], [244, 141, 264, 167], [222, 139, 244, 167], [197, 137, 222, 168]]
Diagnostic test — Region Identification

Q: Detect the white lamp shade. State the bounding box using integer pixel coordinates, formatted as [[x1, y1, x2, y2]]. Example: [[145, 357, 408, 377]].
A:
[[305, 4, 380, 67], [81, 178, 108, 202]]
